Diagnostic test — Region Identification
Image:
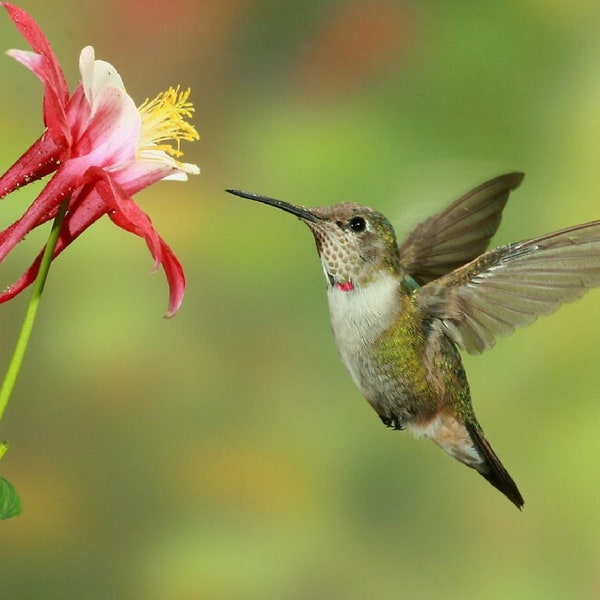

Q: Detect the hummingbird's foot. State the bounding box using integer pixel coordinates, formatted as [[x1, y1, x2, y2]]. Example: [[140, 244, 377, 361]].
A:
[[379, 414, 405, 430]]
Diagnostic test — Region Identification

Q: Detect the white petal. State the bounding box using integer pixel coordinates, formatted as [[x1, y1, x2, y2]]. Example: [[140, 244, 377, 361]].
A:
[[79, 46, 95, 100], [163, 171, 190, 181], [177, 162, 200, 175], [79, 45, 126, 110], [138, 148, 200, 177]]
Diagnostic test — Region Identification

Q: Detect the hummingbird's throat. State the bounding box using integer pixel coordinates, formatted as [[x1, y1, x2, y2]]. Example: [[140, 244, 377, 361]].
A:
[[309, 223, 360, 292], [336, 281, 354, 292], [325, 271, 354, 292]]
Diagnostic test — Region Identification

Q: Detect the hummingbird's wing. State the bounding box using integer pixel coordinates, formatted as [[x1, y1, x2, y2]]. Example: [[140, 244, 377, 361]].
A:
[[398, 172, 524, 285], [417, 221, 600, 354]]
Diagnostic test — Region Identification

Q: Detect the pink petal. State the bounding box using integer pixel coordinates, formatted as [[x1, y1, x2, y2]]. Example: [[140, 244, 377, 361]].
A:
[[110, 159, 180, 196], [64, 85, 92, 148], [88, 167, 186, 316], [2, 3, 70, 144], [72, 84, 140, 167]]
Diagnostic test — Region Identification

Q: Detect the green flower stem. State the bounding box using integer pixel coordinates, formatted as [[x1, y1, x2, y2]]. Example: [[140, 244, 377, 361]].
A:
[[0, 200, 69, 429]]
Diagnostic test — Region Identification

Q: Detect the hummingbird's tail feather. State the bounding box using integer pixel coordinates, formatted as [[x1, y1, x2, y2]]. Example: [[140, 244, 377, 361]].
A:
[[412, 413, 524, 509], [466, 423, 525, 510]]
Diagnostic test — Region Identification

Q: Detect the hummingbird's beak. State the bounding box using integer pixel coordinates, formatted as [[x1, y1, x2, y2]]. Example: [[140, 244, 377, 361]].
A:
[[226, 189, 320, 222]]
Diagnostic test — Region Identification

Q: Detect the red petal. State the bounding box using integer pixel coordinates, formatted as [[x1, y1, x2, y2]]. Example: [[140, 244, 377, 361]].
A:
[[0, 186, 106, 303], [0, 253, 41, 302], [88, 167, 186, 316], [0, 131, 62, 199], [2, 3, 70, 143], [0, 160, 84, 263], [156, 239, 186, 318]]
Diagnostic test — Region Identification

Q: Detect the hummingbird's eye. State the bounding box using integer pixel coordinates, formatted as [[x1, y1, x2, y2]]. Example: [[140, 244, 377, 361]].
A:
[[348, 216, 367, 232]]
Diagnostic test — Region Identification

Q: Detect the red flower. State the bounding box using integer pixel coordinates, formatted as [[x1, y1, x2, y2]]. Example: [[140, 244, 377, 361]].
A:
[[0, 3, 199, 316]]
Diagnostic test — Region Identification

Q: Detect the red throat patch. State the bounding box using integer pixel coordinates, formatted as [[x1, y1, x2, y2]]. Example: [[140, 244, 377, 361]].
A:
[[336, 281, 354, 292]]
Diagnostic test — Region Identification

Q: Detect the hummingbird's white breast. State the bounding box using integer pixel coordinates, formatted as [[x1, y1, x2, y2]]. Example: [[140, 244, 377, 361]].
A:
[[326, 272, 401, 393]]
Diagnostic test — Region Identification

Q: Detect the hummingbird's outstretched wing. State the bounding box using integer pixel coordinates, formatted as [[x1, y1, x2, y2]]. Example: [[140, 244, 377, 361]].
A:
[[417, 221, 600, 354], [398, 172, 524, 285]]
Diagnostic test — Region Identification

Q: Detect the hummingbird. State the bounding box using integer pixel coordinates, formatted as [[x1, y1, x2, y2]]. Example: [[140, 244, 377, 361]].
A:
[[227, 173, 600, 509]]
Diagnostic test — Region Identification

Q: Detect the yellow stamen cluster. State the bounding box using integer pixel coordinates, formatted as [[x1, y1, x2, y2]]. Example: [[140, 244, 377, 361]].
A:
[[138, 86, 199, 158]]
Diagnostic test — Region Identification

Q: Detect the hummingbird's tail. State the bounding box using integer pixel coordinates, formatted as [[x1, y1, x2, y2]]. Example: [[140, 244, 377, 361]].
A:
[[465, 422, 524, 510], [412, 413, 524, 508]]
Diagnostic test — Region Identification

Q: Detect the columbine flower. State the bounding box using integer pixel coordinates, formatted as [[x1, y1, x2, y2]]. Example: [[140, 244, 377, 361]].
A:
[[0, 3, 199, 316]]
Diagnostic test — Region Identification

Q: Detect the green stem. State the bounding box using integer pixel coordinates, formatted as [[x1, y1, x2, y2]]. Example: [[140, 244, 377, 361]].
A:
[[0, 201, 69, 426]]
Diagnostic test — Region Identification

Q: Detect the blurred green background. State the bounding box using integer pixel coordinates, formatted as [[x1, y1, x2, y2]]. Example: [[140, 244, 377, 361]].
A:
[[1, 0, 600, 598]]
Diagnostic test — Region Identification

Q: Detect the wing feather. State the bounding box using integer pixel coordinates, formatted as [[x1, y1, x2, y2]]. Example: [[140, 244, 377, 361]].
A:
[[417, 221, 600, 354], [398, 172, 524, 284]]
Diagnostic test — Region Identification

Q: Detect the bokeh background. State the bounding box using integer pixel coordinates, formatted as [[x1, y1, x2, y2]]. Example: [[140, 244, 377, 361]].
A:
[[1, 1, 600, 598]]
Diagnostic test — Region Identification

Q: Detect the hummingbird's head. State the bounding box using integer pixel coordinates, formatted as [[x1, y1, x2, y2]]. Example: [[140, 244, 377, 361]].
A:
[[226, 190, 400, 289]]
